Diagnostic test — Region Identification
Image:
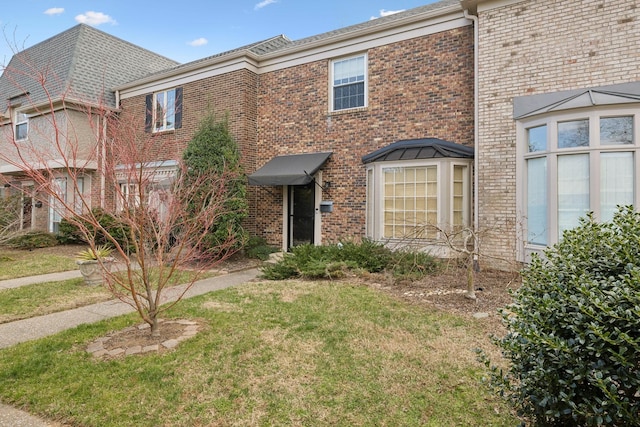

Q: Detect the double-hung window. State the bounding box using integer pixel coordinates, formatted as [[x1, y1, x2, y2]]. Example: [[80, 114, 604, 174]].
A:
[[520, 108, 639, 256], [145, 87, 183, 133], [331, 54, 367, 111], [15, 111, 28, 140]]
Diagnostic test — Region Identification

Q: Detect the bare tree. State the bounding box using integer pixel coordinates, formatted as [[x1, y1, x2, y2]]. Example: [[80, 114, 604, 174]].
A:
[[0, 54, 242, 336]]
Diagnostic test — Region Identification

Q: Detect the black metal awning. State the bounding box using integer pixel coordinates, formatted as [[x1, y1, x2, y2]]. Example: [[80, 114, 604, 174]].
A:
[[362, 138, 473, 164], [248, 152, 332, 186]]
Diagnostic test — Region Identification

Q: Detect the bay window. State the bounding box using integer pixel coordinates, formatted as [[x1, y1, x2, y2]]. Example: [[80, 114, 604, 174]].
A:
[[364, 139, 473, 247], [519, 107, 639, 257]]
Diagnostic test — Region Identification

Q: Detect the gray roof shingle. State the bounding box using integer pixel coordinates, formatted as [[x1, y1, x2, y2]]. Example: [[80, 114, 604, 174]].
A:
[[0, 24, 179, 113]]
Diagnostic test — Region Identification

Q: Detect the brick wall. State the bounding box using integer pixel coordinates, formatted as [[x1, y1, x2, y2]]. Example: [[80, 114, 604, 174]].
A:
[[118, 26, 474, 248], [256, 26, 475, 245], [476, 0, 640, 268], [118, 69, 260, 232]]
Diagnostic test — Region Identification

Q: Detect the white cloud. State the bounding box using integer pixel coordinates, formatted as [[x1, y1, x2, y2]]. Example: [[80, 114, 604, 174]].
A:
[[75, 11, 117, 26], [44, 8, 64, 16], [188, 38, 208, 47], [370, 9, 405, 20], [254, 0, 277, 11]]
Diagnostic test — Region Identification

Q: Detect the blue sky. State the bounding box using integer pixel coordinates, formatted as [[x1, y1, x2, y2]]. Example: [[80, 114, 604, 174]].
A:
[[0, 1, 438, 66]]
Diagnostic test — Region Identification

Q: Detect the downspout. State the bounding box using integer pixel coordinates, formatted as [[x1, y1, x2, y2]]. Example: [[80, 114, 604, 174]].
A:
[[463, 7, 480, 269]]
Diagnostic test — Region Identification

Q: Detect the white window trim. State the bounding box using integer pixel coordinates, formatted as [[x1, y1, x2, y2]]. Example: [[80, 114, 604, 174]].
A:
[[153, 89, 176, 133], [330, 53, 368, 112], [516, 105, 640, 262]]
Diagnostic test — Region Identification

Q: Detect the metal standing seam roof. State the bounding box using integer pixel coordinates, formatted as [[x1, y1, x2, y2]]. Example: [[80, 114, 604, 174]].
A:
[[0, 24, 179, 113], [248, 152, 333, 186], [513, 81, 640, 119], [362, 138, 474, 164]]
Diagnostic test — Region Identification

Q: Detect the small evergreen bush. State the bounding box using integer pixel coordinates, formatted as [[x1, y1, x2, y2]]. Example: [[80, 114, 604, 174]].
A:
[[483, 206, 640, 426], [182, 113, 248, 256], [245, 236, 278, 261], [57, 209, 132, 251], [260, 239, 439, 281], [390, 249, 440, 280], [7, 231, 59, 249], [57, 217, 86, 244]]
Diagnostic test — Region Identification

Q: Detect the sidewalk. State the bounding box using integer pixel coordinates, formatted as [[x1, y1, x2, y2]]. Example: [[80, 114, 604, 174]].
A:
[[0, 266, 261, 426]]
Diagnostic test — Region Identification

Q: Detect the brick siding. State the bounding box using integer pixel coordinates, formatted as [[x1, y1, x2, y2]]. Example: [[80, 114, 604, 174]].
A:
[[476, 0, 640, 269]]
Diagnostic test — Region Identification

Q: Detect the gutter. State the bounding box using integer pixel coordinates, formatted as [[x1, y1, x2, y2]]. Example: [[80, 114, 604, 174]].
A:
[[463, 6, 480, 268]]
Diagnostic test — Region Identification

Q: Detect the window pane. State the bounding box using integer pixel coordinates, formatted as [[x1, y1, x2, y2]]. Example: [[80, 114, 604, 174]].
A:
[[166, 89, 176, 130], [154, 92, 165, 130], [16, 123, 27, 140], [558, 154, 589, 238], [453, 165, 466, 230], [50, 178, 67, 233], [382, 166, 437, 239], [333, 56, 365, 110], [526, 157, 547, 245], [527, 125, 547, 152], [600, 116, 633, 145], [601, 152, 634, 222], [558, 120, 589, 148]]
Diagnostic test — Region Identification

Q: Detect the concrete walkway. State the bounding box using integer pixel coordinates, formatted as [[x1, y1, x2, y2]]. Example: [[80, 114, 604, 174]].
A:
[[0, 267, 261, 426]]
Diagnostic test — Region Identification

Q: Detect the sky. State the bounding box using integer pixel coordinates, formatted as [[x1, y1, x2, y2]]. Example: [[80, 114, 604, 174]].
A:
[[0, 0, 439, 66]]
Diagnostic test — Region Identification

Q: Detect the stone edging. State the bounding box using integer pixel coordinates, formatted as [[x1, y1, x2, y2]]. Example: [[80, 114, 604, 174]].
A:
[[86, 319, 200, 359]]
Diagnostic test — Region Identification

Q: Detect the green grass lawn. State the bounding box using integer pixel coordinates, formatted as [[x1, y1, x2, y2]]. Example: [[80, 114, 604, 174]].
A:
[[0, 247, 78, 280], [0, 278, 113, 324], [0, 269, 212, 324], [0, 280, 521, 426]]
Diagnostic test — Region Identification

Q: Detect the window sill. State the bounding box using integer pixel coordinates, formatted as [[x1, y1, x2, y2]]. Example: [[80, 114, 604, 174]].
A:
[[152, 129, 176, 136], [328, 106, 368, 116]]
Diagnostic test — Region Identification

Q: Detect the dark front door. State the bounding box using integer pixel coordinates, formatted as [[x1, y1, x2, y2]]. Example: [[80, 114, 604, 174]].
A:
[[288, 182, 315, 249]]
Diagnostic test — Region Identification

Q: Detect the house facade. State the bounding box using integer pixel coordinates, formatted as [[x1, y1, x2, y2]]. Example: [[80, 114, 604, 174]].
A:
[[0, 24, 179, 233], [2, 0, 639, 270], [464, 0, 640, 268], [116, 0, 475, 256]]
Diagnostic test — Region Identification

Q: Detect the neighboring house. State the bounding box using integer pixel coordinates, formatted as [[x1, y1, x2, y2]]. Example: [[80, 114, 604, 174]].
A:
[[463, 0, 640, 268], [116, 0, 475, 257], [4, 0, 637, 270], [0, 24, 179, 232]]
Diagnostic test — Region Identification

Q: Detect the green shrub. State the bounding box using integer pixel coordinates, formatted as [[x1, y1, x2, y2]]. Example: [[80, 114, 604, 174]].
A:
[[57, 209, 132, 251], [182, 113, 248, 256], [7, 231, 59, 250], [260, 254, 300, 280], [57, 217, 86, 244], [336, 238, 393, 273], [483, 206, 640, 426], [260, 239, 439, 281], [390, 249, 440, 280], [245, 236, 278, 261]]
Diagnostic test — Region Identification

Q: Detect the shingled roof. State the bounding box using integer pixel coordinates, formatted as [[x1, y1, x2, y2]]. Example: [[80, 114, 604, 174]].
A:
[[117, 0, 461, 89], [0, 24, 179, 113], [273, 0, 460, 53]]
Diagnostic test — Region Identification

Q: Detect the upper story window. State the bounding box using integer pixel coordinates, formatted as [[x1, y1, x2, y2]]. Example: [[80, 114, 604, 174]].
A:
[[145, 87, 183, 133], [331, 54, 367, 111], [15, 111, 28, 140]]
